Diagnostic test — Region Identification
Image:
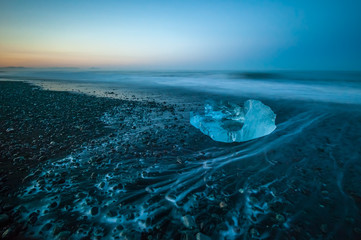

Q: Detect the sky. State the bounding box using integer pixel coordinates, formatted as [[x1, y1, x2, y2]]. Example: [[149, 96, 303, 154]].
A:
[[0, 0, 361, 70]]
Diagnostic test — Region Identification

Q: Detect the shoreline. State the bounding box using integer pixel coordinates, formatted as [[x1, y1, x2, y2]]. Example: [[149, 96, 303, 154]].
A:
[[0, 81, 189, 239], [1, 80, 361, 239]]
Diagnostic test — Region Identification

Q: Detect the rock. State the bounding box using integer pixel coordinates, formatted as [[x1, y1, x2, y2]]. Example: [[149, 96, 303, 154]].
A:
[[176, 156, 183, 164], [145, 186, 154, 193], [219, 201, 227, 208], [91, 207, 99, 215], [276, 214, 285, 223], [28, 212, 38, 224], [57, 178, 65, 184], [49, 202, 58, 208], [56, 231, 71, 240], [0, 214, 9, 226], [6, 128, 14, 133], [320, 224, 327, 233], [1, 227, 14, 239], [182, 215, 197, 229], [53, 225, 63, 236], [250, 228, 260, 237], [2, 204, 14, 211], [90, 172, 97, 180], [116, 225, 124, 230], [107, 210, 117, 217], [196, 232, 211, 240], [41, 223, 53, 231]]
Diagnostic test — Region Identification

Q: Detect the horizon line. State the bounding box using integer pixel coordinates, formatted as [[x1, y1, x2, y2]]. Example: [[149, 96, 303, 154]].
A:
[[1, 66, 361, 73]]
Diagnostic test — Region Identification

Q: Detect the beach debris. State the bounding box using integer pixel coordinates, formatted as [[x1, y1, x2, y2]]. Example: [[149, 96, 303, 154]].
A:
[[190, 100, 276, 143]]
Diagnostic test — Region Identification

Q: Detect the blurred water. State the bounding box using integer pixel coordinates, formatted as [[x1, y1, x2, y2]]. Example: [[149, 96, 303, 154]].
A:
[[2, 69, 361, 239], [2, 69, 361, 104], [14, 102, 361, 239]]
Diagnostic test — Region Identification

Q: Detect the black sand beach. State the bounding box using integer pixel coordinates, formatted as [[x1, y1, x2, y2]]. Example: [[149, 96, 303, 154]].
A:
[[0, 80, 216, 239], [1, 79, 361, 239], [0, 81, 126, 238]]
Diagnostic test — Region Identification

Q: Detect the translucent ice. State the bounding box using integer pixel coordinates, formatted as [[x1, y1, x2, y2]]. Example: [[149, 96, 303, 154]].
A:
[[190, 100, 276, 143]]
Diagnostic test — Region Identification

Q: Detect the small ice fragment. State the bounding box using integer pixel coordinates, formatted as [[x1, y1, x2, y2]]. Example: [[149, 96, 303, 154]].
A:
[[190, 100, 276, 143], [6, 128, 14, 133]]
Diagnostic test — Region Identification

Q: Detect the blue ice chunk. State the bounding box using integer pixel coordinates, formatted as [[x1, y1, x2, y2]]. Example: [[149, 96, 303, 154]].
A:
[[190, 100, 276, 143]]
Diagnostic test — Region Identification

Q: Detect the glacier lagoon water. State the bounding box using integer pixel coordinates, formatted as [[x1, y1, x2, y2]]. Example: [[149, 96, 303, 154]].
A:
[[190, 100, 276, 143], [1, 69, 361, 239]]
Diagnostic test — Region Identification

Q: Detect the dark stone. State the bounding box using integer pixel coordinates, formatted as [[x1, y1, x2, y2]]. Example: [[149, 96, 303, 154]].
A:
[[196, 232, 211, 240], [41, 223, 53, 231], [53, 226, 63, 236], [56, 231, 71, 240], [91, 207, 98, 215], [28, 212, 38, 224], [0, 214, 9, 226], [57, 178, 65, 184], [49, 202, 58, 208], [1, 227, 15, 239]]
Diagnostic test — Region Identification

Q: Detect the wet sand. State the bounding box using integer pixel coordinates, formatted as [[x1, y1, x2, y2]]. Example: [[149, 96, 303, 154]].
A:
[[1, 80, 361, 239]]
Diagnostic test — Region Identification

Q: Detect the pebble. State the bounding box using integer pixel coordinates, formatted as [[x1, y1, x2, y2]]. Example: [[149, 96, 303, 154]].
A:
[[250, 228, 260, 237], [320, 224, 327, 233], [182, 215, 197, 229], [57, 178, 65, 184], [0, 213, 9, 226], [145, 186, 154, 193], [107, 210, 117, 217], [53, 226, 63, 236], [1, 227, 14, 239], [56, 231, 71, 240], [6, 128, 14, 133], [49, 202, 58, 208], [276, 214, 285, 223], [176, 156, 183, 164], [219, 201, 228, 208], [116, 225, 124, 230], [91, 207, 99, 215], [90, 172, 97, 180], [196, 232, 211, 240], [2, 204, 14, 211], [41, 223, 53, 231], [28, 212, 38, 224]]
